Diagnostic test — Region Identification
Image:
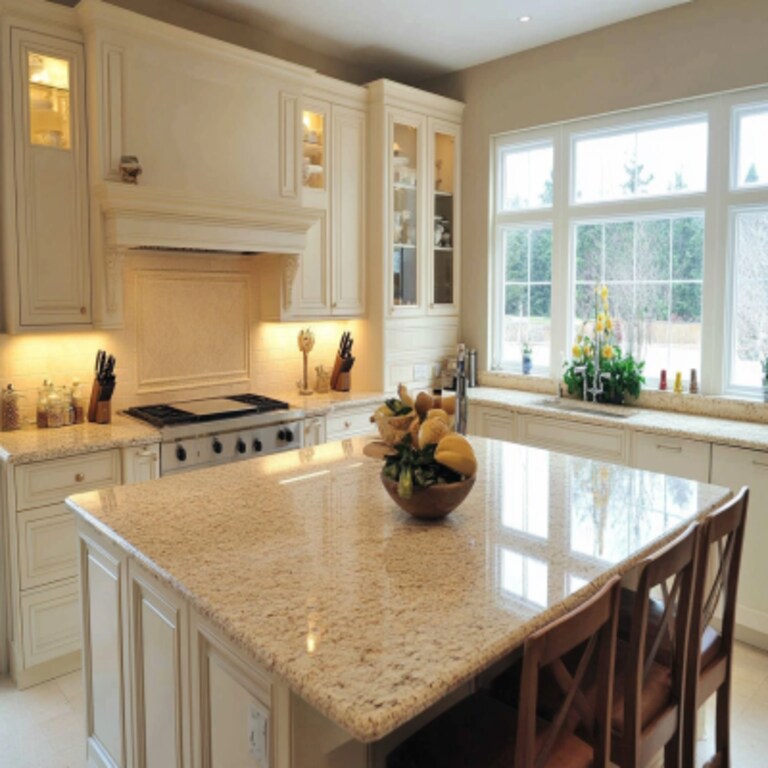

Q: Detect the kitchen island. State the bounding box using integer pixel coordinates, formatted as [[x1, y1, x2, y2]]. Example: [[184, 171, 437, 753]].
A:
[[66, 436, 731, 768]]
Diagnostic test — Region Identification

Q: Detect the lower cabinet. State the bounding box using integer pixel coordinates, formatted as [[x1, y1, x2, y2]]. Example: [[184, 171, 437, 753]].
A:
[[3, 443, 160, 689], [467, 404, 516, 442], [710, 444, 768, 648], [78, 521, 291, 768], [325, 406, 377, 442], [630, 432, 711, 482], [303, 416, 327, 447]]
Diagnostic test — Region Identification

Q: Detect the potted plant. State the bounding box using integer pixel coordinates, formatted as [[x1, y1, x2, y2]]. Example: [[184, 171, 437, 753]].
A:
[[522, 341, 533, 375], [563, 284, 645, 405]]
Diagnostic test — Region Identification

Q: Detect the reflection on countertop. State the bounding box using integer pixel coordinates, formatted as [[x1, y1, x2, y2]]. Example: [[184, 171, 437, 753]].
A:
[[67, 436, 729, 742]]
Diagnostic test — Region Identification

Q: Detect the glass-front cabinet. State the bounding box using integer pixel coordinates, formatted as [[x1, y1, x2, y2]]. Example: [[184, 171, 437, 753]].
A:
[[429, 119, 460, 314], [302, 106, 327, 193], [28, 52, 72, 149], [391, 116, 423, 310]]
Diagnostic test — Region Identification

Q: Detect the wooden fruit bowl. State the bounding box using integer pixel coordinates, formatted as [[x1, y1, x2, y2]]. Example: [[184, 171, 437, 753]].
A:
[[380, 472, 476, 520]]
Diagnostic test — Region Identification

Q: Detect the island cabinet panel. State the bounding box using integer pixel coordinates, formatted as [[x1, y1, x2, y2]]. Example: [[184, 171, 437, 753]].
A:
[[710, 444, 768, 649], [631, 432, 712, 482], [468, 404, 517, 443], [121, 444, 160, 485], [79, 531, 129, 768], [517, 414, 628, 464], [18, 504, 77, 590], [129, 564, 190, 768]]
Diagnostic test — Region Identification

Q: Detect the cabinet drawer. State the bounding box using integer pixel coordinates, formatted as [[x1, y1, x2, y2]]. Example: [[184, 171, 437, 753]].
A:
[[632, 432, 711, 482], [18, 504, 77, 590], [15, 449, 121, 510], [21, 579, 81, 667], [518, 414, 627, 463], [326, 408, 376, 441]]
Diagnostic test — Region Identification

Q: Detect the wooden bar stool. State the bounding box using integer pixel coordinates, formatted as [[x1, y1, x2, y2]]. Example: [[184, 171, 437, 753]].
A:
[[610, 523, 699, 768], [387, 575, 621, 768], [682, 487, 749, 768]]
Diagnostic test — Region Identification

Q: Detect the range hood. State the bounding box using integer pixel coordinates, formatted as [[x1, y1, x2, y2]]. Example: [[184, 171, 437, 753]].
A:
[[91, 183, 320, 328], [95, 183, 317, 254]]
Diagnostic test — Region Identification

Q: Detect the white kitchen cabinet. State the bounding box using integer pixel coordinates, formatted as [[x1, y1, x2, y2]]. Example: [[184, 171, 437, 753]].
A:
[[3, 448, 123, 688], [468, 404, 517, 443], [366, 80, 464, 391], [326, 406, 377, 442], [303, 416, 327, 447], [260, 79, 366, 320], [1, 25, 90, 331], [121, 444, 160, 484], [710, 444, 768, 648], [631, 432, 711, 482], [517, 413, 628, 464]]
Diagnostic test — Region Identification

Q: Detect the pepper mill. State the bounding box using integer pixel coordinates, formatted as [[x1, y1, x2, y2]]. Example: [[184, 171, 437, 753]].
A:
[[689, 368, 699, 394], [674, 371, 684, 393], [659, 369, 668, 391]]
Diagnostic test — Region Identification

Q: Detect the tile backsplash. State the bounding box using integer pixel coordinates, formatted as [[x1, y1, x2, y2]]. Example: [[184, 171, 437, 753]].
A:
[[0, 252, 372, 425]]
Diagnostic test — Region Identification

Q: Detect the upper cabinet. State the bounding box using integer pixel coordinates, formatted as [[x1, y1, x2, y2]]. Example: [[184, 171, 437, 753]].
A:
[[1, 23, 90, 331], [261, 76, 366, 320], [369, 81, 463, 320]]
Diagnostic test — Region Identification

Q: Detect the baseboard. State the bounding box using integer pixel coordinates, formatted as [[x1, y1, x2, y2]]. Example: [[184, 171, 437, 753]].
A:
[[735, 604, 768, 651], [11, 649, 81, 689]]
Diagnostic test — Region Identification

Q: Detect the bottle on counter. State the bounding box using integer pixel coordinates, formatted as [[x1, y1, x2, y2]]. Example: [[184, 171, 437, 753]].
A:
[[45, 383, 64, 428], [2, 384, 23, 431], [59, 385, 74, 426], [71, 379, 85, 424], [36, 380, 50, 428], [673, 371, 684, 394]]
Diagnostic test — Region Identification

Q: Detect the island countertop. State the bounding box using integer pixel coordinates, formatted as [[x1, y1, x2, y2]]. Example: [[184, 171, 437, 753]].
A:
[[66, 436, 731, 743]]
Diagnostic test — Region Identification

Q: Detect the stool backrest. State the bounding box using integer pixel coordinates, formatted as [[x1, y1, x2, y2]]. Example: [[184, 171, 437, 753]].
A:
[[515, 576, 621, 768], [688, 487, 748, 681]]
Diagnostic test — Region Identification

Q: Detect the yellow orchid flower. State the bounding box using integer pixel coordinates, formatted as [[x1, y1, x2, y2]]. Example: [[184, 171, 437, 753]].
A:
[[571, 344, 583, 358], [602, 344, 614, 359], [599, 284, 609, 301], [595, 319, 605, 334], [605, 316, 613, 331]]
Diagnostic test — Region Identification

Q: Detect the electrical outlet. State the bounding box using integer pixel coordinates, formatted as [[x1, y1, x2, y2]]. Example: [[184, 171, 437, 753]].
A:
[[413, 363, 430, 381], [248, 701, 269, 765]]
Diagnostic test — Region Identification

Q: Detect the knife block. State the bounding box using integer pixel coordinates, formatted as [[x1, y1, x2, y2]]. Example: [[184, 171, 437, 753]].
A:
[[87, 379, 101, 423], [87, 380, 112, 424], [333, 372, 351, 392]]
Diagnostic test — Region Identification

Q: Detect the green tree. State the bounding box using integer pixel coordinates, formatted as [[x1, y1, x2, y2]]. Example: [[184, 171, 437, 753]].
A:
[[540, 171, 554, 206], [623, 154, 654, 195]]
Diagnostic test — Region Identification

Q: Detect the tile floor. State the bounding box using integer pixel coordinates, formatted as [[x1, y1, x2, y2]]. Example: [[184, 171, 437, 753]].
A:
[[1, 642, 767, 767]]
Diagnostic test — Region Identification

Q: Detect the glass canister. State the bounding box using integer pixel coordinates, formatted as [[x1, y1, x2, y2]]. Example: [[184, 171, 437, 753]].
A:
[[45, 385, 64, 428], [36, 381, 50, 428], [2, 384, 23, 431], [71, 378, 85, 424], [59, 385, 74, 426]]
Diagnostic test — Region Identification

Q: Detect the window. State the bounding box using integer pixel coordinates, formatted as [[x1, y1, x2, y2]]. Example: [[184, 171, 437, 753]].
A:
[[500, 141, 553, 211], [729, 208, 768, 388], [573, 118, 708, 204], [500, 225, 552, 369], [491, 85, 768, 396], [734, 105, 768, 190], [574, 215, 703, 375]]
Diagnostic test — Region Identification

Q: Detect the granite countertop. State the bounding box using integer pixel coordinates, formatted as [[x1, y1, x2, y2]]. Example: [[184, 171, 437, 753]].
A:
[[0, 414, 160, 465], [281, 390, 385, 417], [469, 387, 768, 451], [67, 436, 730, 743]]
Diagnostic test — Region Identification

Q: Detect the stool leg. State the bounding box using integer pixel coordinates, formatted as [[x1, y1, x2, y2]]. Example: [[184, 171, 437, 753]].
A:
[[714, 682, 730, 768]]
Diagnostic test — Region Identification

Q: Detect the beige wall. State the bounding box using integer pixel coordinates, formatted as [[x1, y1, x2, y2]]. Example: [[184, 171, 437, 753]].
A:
[[423, 0, 768, 370], [107, 0, 377, 84]]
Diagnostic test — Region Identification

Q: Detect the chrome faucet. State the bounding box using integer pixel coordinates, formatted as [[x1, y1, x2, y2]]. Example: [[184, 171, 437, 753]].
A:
[[455, 343, 468, 434], [574, 344, 610, 403]]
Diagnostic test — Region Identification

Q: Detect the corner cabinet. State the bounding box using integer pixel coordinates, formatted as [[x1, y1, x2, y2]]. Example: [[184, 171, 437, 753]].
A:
[[1, 25, 91, 331], [261, 76, 366, 320], [367, 80, 464, 391]]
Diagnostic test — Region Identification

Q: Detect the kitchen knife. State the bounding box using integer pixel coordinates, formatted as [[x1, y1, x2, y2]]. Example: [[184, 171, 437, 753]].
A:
[[95, 349, 106, 380]]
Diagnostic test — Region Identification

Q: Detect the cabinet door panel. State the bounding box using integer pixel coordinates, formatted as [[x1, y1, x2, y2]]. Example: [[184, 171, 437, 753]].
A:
[[469, 405, 516, 442], [121, 445, 160, 485], [21, 579, 80, 667], [18, 504, 77, 589], [631, 432, 711, 482], [519, 414, 627, 464], [11, 29, 90, 328], [710, 444, 768, 643], [331, 106, 365, 315]]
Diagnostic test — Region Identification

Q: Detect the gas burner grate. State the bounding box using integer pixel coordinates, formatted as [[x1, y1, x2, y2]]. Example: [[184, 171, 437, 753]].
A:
[[228, 394, 290, 413], [124, 404, 194, 428]]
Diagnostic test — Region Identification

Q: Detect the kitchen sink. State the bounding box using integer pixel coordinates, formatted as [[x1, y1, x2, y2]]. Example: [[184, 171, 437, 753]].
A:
[[536, 397, 639, 419]]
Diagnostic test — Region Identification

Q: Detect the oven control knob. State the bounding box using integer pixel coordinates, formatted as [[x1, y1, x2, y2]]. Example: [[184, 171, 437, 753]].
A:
[[253, 438, 263, 453], [236, 438, 247, 454], [278, 428, 294, 443], [176, 445, 187, 462], [212, 438, 223, 454]]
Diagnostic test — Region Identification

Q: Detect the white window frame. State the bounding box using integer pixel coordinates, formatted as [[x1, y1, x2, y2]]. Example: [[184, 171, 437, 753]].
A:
[[489, 83, 768, 397]]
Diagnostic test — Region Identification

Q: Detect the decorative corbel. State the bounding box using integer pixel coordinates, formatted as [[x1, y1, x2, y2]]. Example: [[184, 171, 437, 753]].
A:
[[105, 247, 126, 315], [282, 253, 299, 309]]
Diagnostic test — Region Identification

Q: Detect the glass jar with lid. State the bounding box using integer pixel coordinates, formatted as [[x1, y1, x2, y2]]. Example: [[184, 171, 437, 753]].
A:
[[36, 380, 50, 428], [45, 384, 64, 428], [2, 384, 24, 431], [71, 378, 85, 424]]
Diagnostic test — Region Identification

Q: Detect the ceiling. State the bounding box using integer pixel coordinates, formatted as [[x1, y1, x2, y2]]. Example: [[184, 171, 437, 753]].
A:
[[171, 0, 692, 81]]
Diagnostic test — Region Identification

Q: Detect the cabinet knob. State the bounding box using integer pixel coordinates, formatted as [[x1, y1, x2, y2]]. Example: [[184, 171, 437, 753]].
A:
[[75, 473, 85, 482], [80, 306, 87, 315]]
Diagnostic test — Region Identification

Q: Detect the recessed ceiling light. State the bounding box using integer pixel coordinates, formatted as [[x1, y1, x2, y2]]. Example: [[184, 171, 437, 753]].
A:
[[519, 15, 531, 22]]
